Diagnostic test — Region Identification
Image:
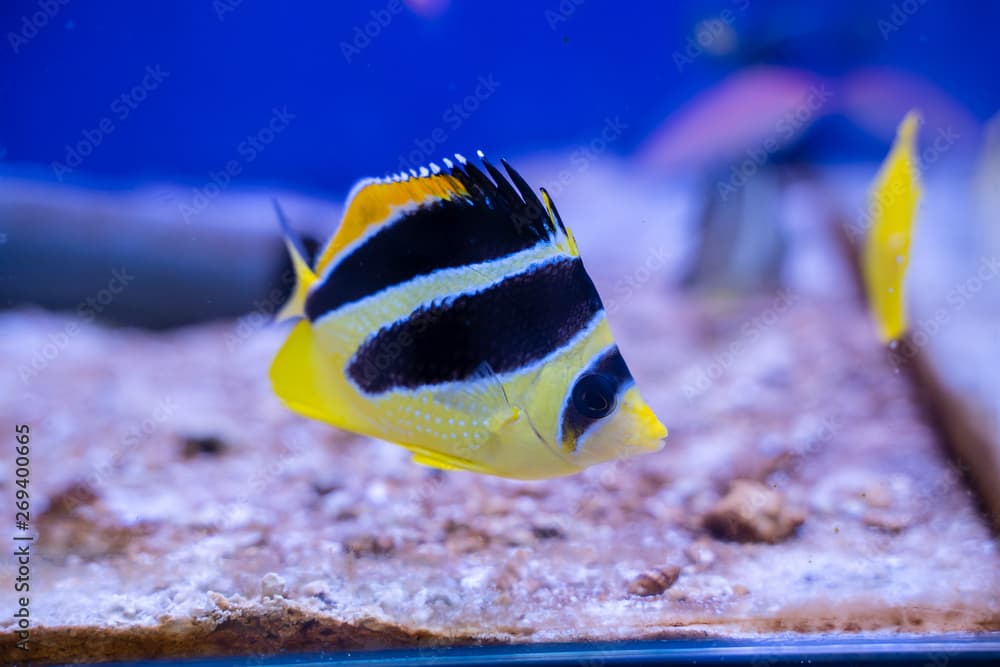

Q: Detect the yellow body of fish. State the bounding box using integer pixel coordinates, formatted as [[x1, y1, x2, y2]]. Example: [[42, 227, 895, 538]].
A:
[[863, 111, 922, 342], [269, 154, 667, 479]]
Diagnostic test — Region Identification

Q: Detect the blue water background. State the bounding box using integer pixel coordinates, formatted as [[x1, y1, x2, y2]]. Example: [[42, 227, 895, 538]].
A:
[[3, 0, 999, 196]]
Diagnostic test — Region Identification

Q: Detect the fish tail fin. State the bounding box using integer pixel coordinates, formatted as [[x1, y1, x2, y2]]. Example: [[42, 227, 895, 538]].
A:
[[269, 319, 370, 434], [273, 199, 318, 322], [862, 110, 922, 343]]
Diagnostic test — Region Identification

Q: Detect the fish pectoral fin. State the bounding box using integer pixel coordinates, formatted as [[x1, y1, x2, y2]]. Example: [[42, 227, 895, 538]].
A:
[[486, 406, 520, 432], [432, 360, 513, 415], [433, 361, 522, 439], [515, 404, 550, 447]]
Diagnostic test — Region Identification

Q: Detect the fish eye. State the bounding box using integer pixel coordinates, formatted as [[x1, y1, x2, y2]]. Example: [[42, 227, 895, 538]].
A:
[[572, 373, 617, 419]]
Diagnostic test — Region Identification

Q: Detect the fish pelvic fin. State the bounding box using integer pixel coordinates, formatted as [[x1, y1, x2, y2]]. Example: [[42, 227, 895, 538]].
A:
[[862, 110, 922, 343], [273, 200, 318, 322]]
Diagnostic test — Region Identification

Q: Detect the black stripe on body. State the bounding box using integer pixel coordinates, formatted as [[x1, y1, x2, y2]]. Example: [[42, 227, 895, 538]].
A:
[[560, 346, 634, 451], [347, 257, 603, 394], [306, 158, 558, 320]]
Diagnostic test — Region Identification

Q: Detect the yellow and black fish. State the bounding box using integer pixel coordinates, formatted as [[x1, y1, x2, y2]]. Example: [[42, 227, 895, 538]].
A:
[[270, 152, 667, 479]]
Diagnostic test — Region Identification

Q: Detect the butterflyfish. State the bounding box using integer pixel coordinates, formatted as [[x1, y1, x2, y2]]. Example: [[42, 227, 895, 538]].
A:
[[269, 152, 667, 479], [863, 111, 922, 343]]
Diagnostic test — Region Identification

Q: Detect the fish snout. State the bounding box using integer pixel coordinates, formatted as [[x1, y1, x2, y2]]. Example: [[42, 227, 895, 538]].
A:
[[623, 399, 668, 452]]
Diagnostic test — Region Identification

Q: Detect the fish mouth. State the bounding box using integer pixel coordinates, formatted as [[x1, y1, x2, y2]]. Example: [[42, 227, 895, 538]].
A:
[[624, 401, 668, 451]]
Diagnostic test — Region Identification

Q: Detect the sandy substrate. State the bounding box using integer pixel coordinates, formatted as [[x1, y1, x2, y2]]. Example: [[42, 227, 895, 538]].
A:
[[1, 287, 998, 664]]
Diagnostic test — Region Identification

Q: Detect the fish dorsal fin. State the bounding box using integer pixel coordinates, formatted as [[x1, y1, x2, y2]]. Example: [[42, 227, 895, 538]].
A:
[[313, 167, 469, 274], [453, 151, 573, 252], [539, 186, 578, 256], [314, 152, 575, 276]]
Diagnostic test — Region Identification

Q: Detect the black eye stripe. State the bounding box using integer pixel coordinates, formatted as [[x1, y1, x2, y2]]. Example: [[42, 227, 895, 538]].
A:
[[572, 373, 617, 418], [560, 345, 635, 451]]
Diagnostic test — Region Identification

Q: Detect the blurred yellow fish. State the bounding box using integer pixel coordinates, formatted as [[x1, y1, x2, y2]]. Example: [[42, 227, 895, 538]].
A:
[[863, 111, 922, 342], [269, 152, 667, 479]]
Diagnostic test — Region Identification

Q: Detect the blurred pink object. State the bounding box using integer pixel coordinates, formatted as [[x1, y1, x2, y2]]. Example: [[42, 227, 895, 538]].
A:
[[840, 67, 980, 149], [639, 65, 981, 173], [638, 66, 831, 171], [404, 0, 450, 18]]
